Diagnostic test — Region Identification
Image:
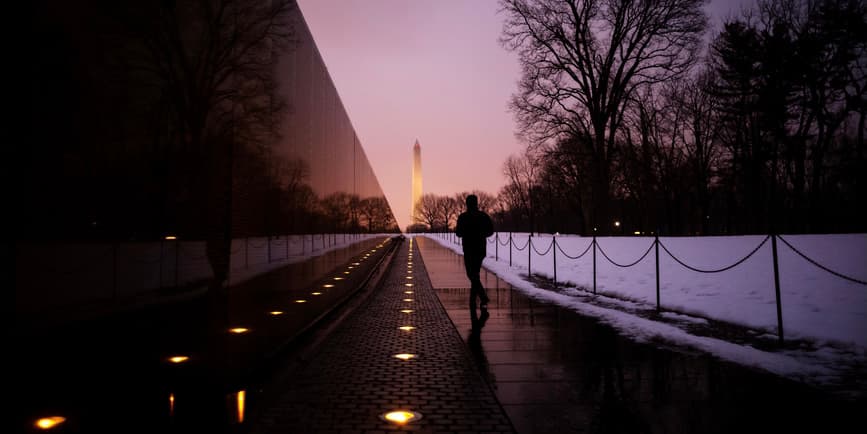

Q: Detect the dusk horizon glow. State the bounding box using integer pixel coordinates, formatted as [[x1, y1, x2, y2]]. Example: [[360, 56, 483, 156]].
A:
[[298, 0, 756, 230]]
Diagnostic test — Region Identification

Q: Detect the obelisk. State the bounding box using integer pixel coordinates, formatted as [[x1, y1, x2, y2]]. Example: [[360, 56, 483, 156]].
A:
[[411, 139, 422, 224]]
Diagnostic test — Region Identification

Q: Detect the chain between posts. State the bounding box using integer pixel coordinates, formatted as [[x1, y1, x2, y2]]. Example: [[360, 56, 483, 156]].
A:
[[434, 231, 865, 346]]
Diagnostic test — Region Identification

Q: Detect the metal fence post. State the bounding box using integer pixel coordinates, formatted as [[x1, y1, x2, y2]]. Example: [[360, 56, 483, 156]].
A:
[[495, 233, 498, 261], [655, 236, 660, 311], [553, 236, 557, 285], [528, 236, 532, 277], [592, 235, 597, 295], [772, 234, 784, 344], [509, 233, 513, 266], [268, 236, 272, 263], [245, 237, 249, 268]]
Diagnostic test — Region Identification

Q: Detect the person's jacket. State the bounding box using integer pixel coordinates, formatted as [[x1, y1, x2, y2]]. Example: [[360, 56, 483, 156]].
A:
[[455, 209, 494, 256]]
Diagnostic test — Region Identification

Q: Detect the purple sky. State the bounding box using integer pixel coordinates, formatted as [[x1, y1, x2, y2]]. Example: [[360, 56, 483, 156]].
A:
[[297, 0, 755, 230]]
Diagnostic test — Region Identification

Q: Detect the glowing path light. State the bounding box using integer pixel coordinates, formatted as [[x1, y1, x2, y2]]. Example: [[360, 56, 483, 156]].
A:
[[229, 327, 249, 334], [393, 353, 417, 361], [380, 410, 423, 425], [168, 356, 190, 364], [34, 417, 66, 430]]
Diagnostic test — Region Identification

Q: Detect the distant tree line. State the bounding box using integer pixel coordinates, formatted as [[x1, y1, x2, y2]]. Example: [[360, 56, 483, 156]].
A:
[[497, 0, 866, 235]]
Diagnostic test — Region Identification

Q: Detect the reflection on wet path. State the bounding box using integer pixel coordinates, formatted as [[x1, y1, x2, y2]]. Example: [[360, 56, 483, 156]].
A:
[[14, 237, 394, 433], [417, 236, 863, 434]]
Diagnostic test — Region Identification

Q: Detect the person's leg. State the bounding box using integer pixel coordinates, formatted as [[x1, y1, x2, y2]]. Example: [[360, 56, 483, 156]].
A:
[[464, 255, 479, 309], [470, 254, 489, 306]]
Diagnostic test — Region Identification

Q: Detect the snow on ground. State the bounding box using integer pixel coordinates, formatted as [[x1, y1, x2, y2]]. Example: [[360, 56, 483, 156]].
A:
[[423, 233, 867, 392]]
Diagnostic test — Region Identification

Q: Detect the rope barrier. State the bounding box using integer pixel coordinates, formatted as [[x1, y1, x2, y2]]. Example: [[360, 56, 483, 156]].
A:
[[777, 235, 867, 285], [596, 240, 655, 268], [658, 236, 770, 273], [556, 239, 594, 260], [531, 238, 554, 256], [512, 237, 531, 251], [498, 236, 511, 246]]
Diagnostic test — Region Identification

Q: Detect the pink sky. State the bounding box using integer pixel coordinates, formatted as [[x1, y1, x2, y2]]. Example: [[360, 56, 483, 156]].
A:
[[297, 0, 755, 230]]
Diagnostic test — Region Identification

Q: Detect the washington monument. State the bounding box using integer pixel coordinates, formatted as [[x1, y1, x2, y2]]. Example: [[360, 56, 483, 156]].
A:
[[411, 139, 422, 224]]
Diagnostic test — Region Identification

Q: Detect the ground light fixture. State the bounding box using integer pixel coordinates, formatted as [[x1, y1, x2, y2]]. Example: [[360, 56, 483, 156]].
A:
[[322, 284, 335, 288], [398, 326, 416, 331], [168, 356, 190, 364], [270, 311, 284, 316], [311, 292, 322, 296], [393, 353, 417, 361], [34, 416, 66, 430], [404, 283, 414, 287], [404, 291, 413, 294], [294, 299, 307, 303], [229, 328, 249, 334], [406, 276, 413, 279], [380, 410, 422, 426], [400, 309, 414, 314], [333, 277, 344, 281], [403, 299, 413, 302]]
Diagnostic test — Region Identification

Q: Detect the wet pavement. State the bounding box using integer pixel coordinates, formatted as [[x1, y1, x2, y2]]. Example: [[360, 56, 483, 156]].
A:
[[14, 235, 865, 433], [246, 236, 514, 433], [14, 236, 394, 433], [416, 236, 865, 434]]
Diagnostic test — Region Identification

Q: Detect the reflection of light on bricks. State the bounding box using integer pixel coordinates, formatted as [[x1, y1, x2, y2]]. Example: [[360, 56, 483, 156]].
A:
[[236, 390, 246, 423], [168, 356, 189, 364], [400, 309, 414, 314], [270, 311, 284, 316], [407, 270, 413, 273], [393, 353, 417, 361], [229, 328, 249, 334], [380, 410, 422, 425], [34, 416, 66, 430], [399, 326, 416, 331], [169, 393, 175, 416]]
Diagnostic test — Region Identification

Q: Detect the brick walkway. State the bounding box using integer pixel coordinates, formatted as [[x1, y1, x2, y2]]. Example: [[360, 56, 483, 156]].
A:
[[248, 237, 515, 433]]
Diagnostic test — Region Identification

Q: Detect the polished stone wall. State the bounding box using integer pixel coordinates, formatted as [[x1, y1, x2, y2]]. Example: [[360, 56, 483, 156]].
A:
[[18, 1, 396, 323]]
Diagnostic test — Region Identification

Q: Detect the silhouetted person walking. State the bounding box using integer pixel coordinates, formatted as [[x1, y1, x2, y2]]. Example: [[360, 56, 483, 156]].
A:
[[455, 194, 494, 312]]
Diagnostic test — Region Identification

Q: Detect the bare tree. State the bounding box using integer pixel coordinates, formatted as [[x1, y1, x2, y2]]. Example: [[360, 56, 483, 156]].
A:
[[413, 194, 441, 230], [500, 0, 708, 232]]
